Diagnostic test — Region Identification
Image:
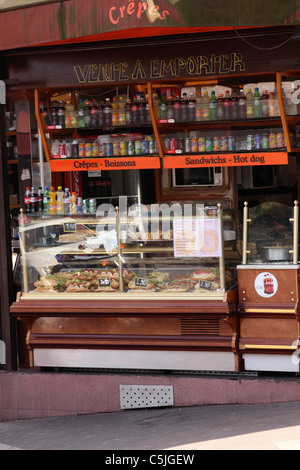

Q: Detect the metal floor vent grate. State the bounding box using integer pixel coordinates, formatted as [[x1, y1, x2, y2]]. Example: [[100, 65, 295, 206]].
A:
[[120, 385, 174, 410]]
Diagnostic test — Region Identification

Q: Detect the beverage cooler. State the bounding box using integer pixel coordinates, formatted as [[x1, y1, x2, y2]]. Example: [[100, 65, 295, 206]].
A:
[[237, 200, 300, 372]]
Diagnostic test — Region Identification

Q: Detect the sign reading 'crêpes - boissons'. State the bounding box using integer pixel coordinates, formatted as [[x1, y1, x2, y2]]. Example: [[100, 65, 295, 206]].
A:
[[73, 52, 245, 84]]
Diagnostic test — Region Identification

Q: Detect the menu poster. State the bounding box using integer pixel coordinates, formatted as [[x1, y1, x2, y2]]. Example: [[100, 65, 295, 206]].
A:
[[173, 218, 222, 258]]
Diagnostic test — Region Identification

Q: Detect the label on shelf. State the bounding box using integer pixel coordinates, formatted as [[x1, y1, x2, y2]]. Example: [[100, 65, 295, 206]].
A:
[[50, 156, 161, 172], [46, 125, 63, 130], [158, 119, 175, 124], [164, 151, 288, 169]]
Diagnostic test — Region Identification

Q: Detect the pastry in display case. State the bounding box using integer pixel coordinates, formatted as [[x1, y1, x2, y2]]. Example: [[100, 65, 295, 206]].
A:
[[17, 202, 237, 298]]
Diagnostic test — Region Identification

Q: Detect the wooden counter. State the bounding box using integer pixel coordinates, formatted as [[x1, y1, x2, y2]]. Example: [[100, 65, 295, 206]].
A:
[[237, 264, 300, 372], [10, 290, 240, 372]]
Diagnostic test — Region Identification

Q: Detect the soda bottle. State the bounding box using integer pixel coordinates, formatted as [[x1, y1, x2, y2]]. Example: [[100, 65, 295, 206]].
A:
[[56, 186, 64, 214], [63, 187, 71, 215], [24, 187, 31, 213], [90, 99, 99, 128], [57, 101, 65, 128], [78, 99, 85, 127], [30, 187, 37, 213], [217, 94, 224, 120], [159, 93, 167, 120], [144, 95, 151, 124], [261, 90, 269, 118], [238, 89, 247, 119], [49, 187, 57, 215], [166, 96, 174, 121], [51, 101, 58, 126], [195, 91, 202, 122], [246, 89, 254, 119], [209, 91, 218, 121], [103, 97, 112, 127], [131, 95, 139, 124], [125, 98, 132, 125], [253, 87, 262, 118], [118, 96, 126, 125], [231, 89, 239, 120], [84, 100, 91, 127], [173, 94, 182, 122], [202, 91, 210, 121], [98, 101, 104, 127], [152, 93, 160, 120], [111, 96, 119, 126], [43, 187, 49, 215], [40, 101, 50, 127], [223, 90, 232, 120], [71, 192, 77, 214], [138, 95, 146, 124], [188, 93, 196, 122], [180, 92, 188, 122], [37, 187, 43, 212]]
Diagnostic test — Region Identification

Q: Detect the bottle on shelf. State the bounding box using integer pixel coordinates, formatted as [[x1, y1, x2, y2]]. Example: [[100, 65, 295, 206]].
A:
[[40, 101, 50, 127], [90, 99, 99, 128], [49, 187, 57, 215], [238, 88, 246, 119], [253, 87, 262, 118], [180, 92, 188, 122], [246, 89, 254, 119], [125, 97, 132, 125], [112, 96, 119, 126], [71, 192, 77, 214], [65, 101, 78, 128], [78, 99, 85, 127], [138, 94, 146, 124], [195, 91, 202, 122], [209, 91, 218, 121], [103, 97, 112, 127], [24, 187, 31, 213], [261, 90, 269, 118], [57, 101, 65, 128], [159, 93, 167, 120], [217, 94, 224, 120], [29, 187, 37, 213], [231, 89, 239, 120], [51, 101, 58, 126], [173, 93, 182, 122], [223, 90, 232, 120], [118, 96, 126, 125], [43, 187, 49, 215], [98, 101, 104, 127], [144, 94, 151, 124], [56, 186, 64, 214], [152, 92, 160, 120], [37, 187, 43, 212], [187, 93, 196, 122], [202, 91, 210, 121], [166, 96, 174, 121], [63, 187, 71, 215], [268, 91, 278, 117], [84, 100, 91, 127]]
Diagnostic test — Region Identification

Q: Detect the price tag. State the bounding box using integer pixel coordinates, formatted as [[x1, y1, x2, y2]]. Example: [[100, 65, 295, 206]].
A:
[[135, 277, 148, 288], [199, 280, 212, 291], [98, 278, 111, 288], [63, 222, 76, 232]]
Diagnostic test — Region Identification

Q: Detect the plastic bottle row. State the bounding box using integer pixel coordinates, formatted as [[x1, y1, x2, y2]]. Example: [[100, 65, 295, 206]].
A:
[[157, 87, 281, 123], [51, 134, 158, 159], [163, 128, 291, 154], [40, 93, 151, 129]]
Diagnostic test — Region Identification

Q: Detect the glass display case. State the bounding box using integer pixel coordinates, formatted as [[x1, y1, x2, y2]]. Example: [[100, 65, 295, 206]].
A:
[[18, 202, 237, 299], [242, 200, 299, 265]]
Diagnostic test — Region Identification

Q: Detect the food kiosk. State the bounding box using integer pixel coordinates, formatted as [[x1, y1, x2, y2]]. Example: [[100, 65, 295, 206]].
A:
[[6, 28, 300, 373]]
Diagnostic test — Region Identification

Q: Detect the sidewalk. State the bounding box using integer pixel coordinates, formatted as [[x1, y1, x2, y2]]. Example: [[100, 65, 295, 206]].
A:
[[1, 401, 300, 450]]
